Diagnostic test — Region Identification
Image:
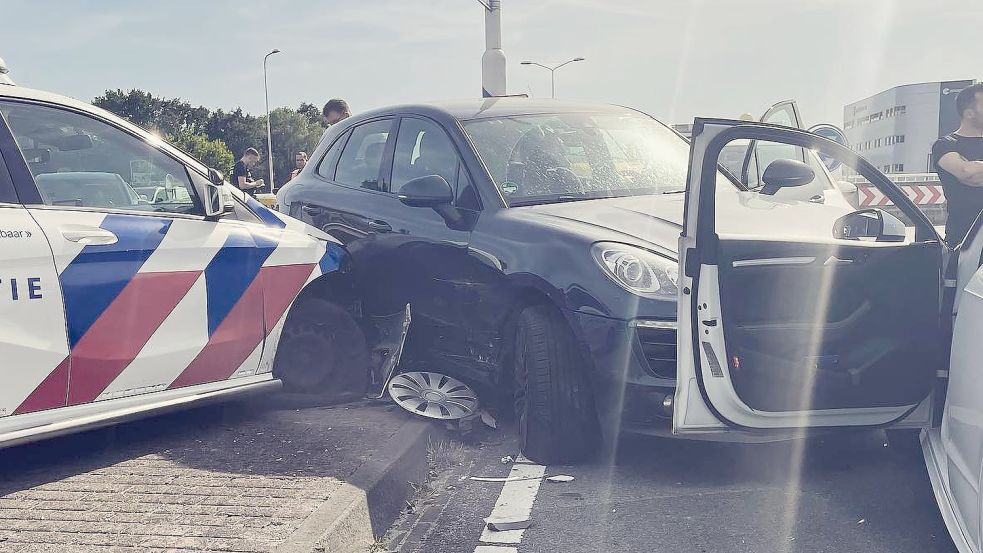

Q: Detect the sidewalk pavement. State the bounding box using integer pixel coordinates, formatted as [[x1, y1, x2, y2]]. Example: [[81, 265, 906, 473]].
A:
[[0, 394, 439, 553]]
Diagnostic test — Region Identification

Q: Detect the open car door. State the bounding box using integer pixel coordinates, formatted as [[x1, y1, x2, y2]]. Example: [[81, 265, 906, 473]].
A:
[[674, 118, 947, 434]]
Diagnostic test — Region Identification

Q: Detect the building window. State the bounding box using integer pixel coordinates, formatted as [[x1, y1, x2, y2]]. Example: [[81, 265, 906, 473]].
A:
[[883, 165, 891, 173], [898, 134, 905, 143], [844, 120, 854, 130]]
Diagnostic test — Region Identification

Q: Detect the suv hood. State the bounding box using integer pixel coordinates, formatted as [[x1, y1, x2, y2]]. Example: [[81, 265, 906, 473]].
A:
[[515, 195, 684, 256], [513, 190, 854, 259]]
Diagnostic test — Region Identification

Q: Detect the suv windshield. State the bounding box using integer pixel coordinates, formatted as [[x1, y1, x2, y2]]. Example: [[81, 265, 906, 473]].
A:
[[464, 112, 696, 206]]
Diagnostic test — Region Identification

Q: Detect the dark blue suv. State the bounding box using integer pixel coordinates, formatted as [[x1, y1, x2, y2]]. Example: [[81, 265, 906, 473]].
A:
[[279, 99, 687, 463]]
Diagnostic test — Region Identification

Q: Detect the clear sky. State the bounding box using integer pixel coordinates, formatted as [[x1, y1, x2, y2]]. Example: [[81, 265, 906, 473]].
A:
[[2, 0, 980, 127]]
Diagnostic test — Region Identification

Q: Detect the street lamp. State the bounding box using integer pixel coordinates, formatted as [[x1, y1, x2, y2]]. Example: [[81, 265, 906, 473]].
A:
[[263, 49, 281, 193], [520, 57, 585, 99]]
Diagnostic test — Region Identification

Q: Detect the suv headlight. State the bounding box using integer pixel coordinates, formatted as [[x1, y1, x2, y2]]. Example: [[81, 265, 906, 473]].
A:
[[591, 242, 679, 299]]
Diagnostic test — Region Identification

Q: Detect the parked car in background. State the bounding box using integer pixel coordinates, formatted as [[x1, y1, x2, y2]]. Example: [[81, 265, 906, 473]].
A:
[[0, 84, 386, 448]]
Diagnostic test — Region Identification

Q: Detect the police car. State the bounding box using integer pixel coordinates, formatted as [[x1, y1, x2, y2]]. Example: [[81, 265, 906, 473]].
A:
[[0, 77, 380, 448]]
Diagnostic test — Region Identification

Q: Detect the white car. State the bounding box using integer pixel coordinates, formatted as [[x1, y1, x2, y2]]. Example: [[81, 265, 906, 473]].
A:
[[0, 84, 392, 447], [678, 117, 983, 553]]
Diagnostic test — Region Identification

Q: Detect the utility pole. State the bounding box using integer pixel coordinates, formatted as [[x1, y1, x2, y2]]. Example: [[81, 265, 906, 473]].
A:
[[263, 49, 281, 192], [479, 0, 506, 97]]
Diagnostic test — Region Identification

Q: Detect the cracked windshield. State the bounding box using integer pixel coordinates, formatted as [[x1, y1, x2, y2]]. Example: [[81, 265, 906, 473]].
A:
[[0, 1, 980, 552]]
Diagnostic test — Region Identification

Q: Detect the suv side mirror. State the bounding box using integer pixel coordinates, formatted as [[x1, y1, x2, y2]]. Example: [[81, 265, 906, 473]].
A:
[[760, 159, 815, 195], [201, 168, 234, 218], [833, 208, 906, 242], [397, 175, 454, 208]]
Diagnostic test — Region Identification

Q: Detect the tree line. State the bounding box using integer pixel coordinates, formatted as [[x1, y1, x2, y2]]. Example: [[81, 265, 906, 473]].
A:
[[93, 89, 324, 187]]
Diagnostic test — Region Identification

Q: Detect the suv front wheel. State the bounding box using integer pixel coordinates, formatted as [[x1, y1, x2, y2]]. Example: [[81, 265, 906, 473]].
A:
[[512, 304, 599, 464]]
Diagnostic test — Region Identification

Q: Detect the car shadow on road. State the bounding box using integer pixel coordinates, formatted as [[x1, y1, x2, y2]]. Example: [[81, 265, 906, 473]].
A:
[[0, 394, 413, 497]]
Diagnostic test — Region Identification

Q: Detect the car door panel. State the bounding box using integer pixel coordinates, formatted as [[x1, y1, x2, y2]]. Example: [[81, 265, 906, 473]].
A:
[[26, 210, 269, 402], [717, 239, 941, 412], [293, 115, 491, 381], [0, 206, 72, 417], [675, 118, 945, 433]]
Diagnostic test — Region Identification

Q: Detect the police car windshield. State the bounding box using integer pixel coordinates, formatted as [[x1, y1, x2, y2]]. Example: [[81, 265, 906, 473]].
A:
[[464, 112, 698, 206]]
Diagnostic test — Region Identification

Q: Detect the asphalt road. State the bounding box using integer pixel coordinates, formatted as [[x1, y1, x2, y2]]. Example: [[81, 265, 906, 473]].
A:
[[394, 428, 958, 553]]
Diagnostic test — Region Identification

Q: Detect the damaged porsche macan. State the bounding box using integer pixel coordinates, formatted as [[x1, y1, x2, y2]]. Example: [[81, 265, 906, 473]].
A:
[[279, 99, 859, 463]]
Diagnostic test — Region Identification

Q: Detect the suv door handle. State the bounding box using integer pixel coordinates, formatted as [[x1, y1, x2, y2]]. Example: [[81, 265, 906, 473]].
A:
[[365, 219, 392, 233], [302, 205, 324, 216], [60, 226, 118, 245]]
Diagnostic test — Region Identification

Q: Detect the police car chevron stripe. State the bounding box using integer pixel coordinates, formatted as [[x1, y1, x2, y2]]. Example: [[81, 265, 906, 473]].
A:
[[60, 214, 171, 348], [246, 195, 287, 229], [66, 270, 201, 405], [203, 230, 276, 336], [167, 274, 267, 389], [13, 358, 70, 415]]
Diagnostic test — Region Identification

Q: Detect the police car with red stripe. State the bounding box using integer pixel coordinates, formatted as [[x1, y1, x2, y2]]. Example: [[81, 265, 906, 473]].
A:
[[0, 79, 386, 447]]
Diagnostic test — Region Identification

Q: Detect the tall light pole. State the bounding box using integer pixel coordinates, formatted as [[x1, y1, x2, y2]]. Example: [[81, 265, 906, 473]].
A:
[[263, 49, 281, 192], [477, 0, 506, 97], [521, 57, 584, 99]]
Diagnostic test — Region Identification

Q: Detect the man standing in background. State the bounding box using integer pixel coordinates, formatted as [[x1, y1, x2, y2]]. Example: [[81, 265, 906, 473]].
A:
[[289, 151, 307, 181], [232, 147, 263, 197], [934, 83, 983, 248]]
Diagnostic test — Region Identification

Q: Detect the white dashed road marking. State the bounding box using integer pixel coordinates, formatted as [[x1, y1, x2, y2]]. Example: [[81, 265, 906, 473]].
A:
[[475, 453, 547, 551]]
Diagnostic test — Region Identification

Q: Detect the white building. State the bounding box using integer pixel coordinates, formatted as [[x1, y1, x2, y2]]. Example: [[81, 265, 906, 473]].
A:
[[843, 79, 976, 174]]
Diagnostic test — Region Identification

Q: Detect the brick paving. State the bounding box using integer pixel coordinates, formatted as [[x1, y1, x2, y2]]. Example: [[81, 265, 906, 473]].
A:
[[0, 398, 409, 552]]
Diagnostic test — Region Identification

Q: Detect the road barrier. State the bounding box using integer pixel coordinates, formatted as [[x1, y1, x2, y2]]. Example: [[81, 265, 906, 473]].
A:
[[846, 173, 947, 225]]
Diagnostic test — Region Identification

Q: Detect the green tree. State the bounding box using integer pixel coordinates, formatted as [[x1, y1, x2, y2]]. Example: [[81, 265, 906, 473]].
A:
[[169, 131, 235, 176], [298, 102, 322, 127], [94, 89, 210, 137], [205, 108, 266, 164], [269, 107, 324, 186], [94, 88, 323, 187]]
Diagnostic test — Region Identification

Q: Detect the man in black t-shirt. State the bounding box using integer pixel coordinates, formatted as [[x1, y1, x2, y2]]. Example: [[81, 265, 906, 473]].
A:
[[933, 82, 983, 247], [232, 147, 264, 197]]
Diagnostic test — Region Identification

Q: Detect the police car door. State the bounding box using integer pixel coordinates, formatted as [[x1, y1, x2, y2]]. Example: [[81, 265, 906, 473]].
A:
[[0, 99, 268, 408], [674, 118, 945, 434], [0, 115, 70, 417]]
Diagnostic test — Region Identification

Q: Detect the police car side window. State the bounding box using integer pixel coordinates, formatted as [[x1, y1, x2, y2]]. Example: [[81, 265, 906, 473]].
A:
[[0, 101, 201, 216]]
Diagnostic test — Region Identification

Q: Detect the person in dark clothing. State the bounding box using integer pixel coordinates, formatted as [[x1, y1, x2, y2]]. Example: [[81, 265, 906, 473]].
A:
[[232, 147, 263, 197], [933, 82, 983, 248]]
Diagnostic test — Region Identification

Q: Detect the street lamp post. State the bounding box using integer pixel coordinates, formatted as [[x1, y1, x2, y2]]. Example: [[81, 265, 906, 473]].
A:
[[263, 49, 281, 193], [520, 57, 585, 99]]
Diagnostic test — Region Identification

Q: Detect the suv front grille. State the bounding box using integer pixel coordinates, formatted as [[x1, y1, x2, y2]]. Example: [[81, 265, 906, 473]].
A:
[[633, 322, 677, 379]]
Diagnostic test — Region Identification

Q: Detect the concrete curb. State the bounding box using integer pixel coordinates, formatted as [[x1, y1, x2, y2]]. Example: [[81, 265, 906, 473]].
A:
[[276, 418, 437, 553]]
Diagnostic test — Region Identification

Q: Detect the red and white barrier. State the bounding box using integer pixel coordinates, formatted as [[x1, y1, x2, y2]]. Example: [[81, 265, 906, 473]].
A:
[[858, 184, 946, 207]]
